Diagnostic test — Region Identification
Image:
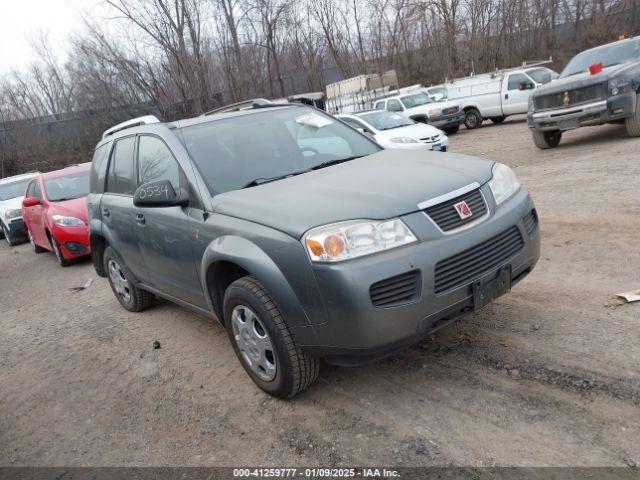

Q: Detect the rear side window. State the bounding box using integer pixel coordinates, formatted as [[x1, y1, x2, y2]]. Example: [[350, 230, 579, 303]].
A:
[[374, 101, 385, 110], [387, 99, 403, 112], [137, 136, 181, 191], [106, 137, 135, 195], [90, 144, 111, 193]]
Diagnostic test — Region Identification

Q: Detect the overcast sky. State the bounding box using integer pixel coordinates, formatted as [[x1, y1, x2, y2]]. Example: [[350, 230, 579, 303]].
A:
[[0, 0, 84, 74]]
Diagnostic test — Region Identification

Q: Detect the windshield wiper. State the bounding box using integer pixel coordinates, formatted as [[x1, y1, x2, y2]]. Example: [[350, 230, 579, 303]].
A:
[[242, 169, 311, 189], [311, 155, 366, 171]]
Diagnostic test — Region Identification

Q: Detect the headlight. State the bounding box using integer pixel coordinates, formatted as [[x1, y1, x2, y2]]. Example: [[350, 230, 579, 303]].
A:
[[390, 137, 419, 144], [609, 78, 631, 96], [304, 218, 417, 263], [427, 109, 442, 118], [52, 215, 85, 227], [4, 209, 21, 220], [488, 163, 521, 206]]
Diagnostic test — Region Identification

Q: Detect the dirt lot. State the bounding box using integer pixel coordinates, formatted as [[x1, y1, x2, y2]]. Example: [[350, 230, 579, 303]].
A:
[[1, 118, 639, 468]]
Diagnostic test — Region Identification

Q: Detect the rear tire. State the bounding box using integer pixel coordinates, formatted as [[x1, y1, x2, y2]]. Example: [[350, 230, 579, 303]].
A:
[[532, 130, 562, 149], [625, 93, 640, 137], [491, 116, 506, 124], [103, 246, 154, 312], [464, 108, 483, 129], [223, 276, 319, 398], [444, 125, 460, 135]]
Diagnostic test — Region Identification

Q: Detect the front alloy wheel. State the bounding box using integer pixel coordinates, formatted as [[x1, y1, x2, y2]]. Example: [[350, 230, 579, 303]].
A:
[[224, 276, 319, 398], [231, 305, 277, 381]]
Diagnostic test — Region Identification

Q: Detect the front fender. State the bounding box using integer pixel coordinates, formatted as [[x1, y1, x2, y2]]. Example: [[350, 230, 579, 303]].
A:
[[201, 235, 314, 332]]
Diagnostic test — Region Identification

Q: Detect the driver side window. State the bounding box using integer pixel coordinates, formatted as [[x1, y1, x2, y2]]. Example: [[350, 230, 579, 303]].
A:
[[387, 99, 403, 112], [137, 135, 182, 191], [508, 73, 533, 90]]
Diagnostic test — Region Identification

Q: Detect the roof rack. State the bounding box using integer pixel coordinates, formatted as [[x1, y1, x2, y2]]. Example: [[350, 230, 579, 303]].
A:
[[203, 98, 289, 116], [102, 115, 161, 139]]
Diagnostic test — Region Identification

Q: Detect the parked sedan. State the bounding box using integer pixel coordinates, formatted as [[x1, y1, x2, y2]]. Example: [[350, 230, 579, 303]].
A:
[[337, 110, 449, 151], [0, 172, 38, 246], [21, 163, 91, 266]]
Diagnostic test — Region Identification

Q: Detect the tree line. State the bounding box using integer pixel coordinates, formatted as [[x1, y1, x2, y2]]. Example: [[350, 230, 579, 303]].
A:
[[0, 0, 637, 176]]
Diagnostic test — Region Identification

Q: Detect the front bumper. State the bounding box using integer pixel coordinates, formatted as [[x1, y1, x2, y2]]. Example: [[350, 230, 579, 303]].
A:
[[3, 218, 26, 239], [527, 92, 635, 131], [430, 111, 465, 129], [52, 225, 91, 259], [299, 186, 539, 364]]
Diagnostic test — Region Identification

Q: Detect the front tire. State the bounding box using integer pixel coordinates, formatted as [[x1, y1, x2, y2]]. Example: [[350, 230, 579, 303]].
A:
[[224, 276, 319, 398], [444, 125, 460, 135], [103, 246, 154, 312], [28, 229, 46, 253], [464, 108, 483, 129], [2, 223, 16, 247], [50, 236, 71, 267], [532, 130, 562, 149], [625, 93, 640, 137]]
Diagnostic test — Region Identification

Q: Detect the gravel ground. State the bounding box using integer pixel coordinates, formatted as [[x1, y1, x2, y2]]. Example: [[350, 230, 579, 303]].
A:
[[1, 117, 639, 467]]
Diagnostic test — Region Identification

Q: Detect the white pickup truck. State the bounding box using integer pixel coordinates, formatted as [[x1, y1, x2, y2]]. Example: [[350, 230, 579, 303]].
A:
[[443, 65, 558, 129]]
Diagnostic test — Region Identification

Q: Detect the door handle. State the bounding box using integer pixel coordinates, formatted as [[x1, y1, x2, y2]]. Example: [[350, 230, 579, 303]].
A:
[[101, 208, 110, 218], [135, 213, 146, 225], [505, 94, 509, 99]]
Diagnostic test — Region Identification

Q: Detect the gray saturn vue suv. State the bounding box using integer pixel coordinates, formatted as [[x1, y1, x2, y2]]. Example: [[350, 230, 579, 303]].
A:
[[88, 102, 540, 398]]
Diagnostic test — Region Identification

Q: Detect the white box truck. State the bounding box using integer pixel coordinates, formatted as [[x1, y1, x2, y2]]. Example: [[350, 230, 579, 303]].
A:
[[442, 61, 558, 129]]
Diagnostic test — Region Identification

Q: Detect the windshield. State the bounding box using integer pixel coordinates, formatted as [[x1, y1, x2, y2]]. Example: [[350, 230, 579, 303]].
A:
[[400, 93, 433, 108], [0, 178, 30, 201], [359, 111, 414, 130], [526, 67, 558, 83], [180, 107, 380, 194], [561, 39, 640, 77], [44, 172, 90, 202]]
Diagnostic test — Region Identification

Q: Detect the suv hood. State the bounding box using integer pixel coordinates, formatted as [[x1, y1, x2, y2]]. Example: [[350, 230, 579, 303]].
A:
[[212, 150, 494, 238], [532, 64, 626, 98]]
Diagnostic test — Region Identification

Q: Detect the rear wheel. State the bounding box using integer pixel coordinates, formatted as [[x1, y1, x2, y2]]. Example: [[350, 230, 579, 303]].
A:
[[224, 276, 319, 398], [28, 229, 46, 253], [104, 246, 154, 312], [491, 116, 506, 124], [625, 93, 640, 137], [464, 108, 483, 129], [532, 130, 562, 149], [443, 125, 460, 135]]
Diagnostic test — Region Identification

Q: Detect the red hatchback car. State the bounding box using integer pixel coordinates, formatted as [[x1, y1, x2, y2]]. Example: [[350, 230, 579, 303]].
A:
[[21, 163, 92, 266]]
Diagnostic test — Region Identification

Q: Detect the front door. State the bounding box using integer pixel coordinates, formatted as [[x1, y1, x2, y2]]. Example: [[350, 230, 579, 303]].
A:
[[502, 73, 535, 115], [133, 135, 206, 308], [101, 135, 149, 282]]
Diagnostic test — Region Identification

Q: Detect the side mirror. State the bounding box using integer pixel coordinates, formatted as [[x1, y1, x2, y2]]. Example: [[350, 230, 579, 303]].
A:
[[133, 180, 189, 208], [22, 197, 40, 208]]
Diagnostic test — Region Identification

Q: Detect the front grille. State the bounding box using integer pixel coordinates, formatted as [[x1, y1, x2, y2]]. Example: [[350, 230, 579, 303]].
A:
[[535, 83, 605, 111], [420, 134, 441, 143], [523, 209, 538, 236], [370, 270, 421, 307], [434, 226, 524, 295], [442, 106, 459, 115], [423, 188, 487, 232]]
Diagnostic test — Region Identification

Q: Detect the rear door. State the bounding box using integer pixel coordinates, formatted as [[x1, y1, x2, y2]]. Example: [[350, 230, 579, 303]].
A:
[[502, 73, 535, 115], [101, 136, 149, 282], [133, 134, 206, 308]]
